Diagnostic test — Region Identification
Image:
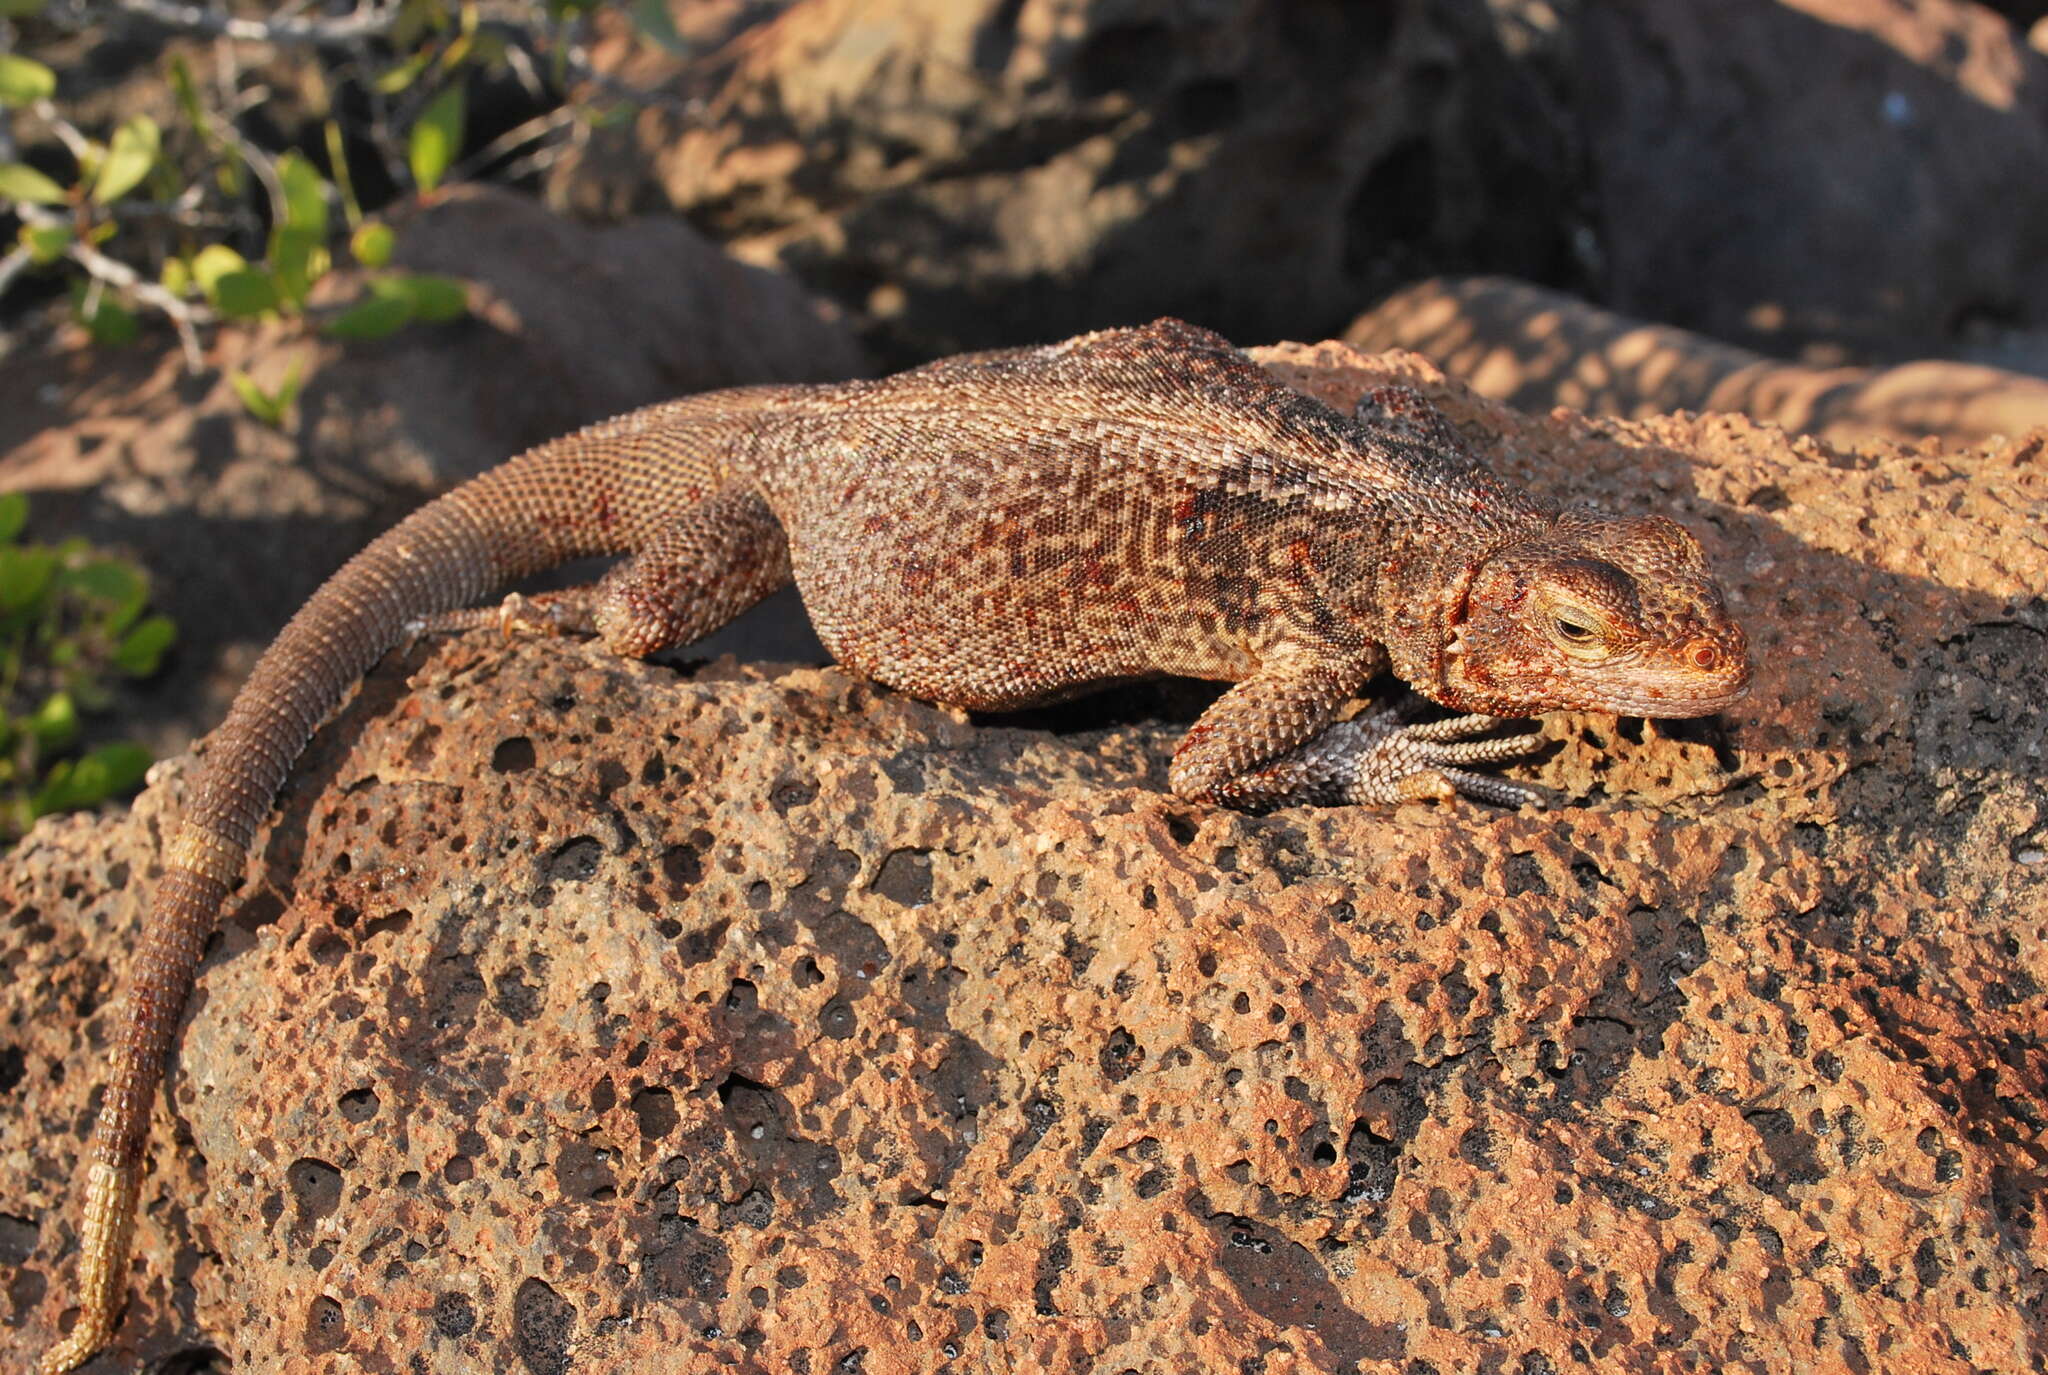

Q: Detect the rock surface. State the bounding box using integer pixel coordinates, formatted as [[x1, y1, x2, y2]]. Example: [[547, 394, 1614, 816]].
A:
[[1349, 275, 2048, 446], [0, 184, 864, 761], [556, 0, 2048, 360], [2, 342, 2044, 1373]]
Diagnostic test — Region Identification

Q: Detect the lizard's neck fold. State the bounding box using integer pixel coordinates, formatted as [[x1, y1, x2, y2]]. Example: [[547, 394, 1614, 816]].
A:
[[1374, 510, 1544, 704]]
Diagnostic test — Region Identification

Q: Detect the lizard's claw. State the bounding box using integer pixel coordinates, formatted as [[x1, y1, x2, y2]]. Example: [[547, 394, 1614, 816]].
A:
[[1294, 709, 1549, 809]]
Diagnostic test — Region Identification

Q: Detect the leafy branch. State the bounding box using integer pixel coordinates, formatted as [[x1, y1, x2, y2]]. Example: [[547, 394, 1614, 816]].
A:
[[0, 0, 684, 399], [0, 492, 175, 843]]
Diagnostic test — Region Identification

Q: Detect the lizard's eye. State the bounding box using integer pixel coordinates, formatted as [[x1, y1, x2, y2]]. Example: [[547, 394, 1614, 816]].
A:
[[1553, 615, 1595, 644], [1545, 607, 1611, 659]]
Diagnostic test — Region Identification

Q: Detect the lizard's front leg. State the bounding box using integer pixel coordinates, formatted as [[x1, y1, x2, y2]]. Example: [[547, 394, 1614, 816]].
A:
[[1168, 647, 1374, 808], [1169, 645, 1544, 810]]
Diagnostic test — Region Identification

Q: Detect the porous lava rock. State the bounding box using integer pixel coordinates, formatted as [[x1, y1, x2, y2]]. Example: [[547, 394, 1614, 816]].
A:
[[2, 343, 2043, 1373]]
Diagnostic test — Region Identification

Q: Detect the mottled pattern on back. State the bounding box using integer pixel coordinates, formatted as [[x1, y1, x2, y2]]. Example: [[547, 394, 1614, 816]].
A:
[[751, 320, 1547, 708]]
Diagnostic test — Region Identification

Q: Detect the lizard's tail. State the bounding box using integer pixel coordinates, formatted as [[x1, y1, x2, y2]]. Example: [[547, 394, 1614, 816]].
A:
[[41, 390, 787, 1372]]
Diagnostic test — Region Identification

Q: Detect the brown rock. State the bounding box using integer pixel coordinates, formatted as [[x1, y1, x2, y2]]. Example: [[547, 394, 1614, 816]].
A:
[[0, 185, 863, 760], [555, 0, 1583, 355], [557, 0, 2048, 361], [3, 343, 2044, 1372], [1347, 275, 2048, 446]]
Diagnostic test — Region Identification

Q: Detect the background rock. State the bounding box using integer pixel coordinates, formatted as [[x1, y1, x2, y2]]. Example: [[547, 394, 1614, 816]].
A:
[[2, 342, 2041, 1373], [558, 0, 1585, 358], [1348, 275, 2048, 445], [556, 0, 2048, 363], [1575, 0, 2048, 358]]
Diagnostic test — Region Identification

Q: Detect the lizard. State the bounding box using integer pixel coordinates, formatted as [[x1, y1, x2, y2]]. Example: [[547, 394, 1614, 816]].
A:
[[37, 317, 1748, 1371]]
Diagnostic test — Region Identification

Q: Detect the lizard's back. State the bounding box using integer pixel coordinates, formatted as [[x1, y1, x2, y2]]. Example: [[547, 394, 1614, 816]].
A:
[[749, 318, 1529, 710]]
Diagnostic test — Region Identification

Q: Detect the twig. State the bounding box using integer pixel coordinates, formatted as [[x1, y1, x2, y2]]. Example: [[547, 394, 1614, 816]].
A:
[[69, 238, 211, 372], [10, 202, 214, 371], [0, 244, 32, 301], [445, 105, 574, 184], [30, 97, 92, 163], [210, 112, 288, 230], [108, 0, 399, 46]]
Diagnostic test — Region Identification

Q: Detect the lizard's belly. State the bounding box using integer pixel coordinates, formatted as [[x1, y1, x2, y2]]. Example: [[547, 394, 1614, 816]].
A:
[[787, 521, 1264, 710]]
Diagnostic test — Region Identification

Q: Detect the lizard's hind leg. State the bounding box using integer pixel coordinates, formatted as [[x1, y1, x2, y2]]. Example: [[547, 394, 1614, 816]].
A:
[[402, 488, 791, 657], [591, 485, 793, 658]]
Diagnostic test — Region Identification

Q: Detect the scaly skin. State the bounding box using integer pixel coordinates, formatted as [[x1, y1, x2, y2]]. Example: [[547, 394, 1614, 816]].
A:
[[39, 320, 1747, 1371]]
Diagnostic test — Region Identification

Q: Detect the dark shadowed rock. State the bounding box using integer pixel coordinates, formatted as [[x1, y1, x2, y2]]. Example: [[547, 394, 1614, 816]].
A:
[[1577, 0, 2048, 356], [1, 343, 2041, 1372], [556, 0, 2048, 362], [555, 0, 1584, 356]]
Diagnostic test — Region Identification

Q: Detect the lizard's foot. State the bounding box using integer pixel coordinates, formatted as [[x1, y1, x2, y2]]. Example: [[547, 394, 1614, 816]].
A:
[[1295, 709, 1549, 809], [405, 591, 599, 646]]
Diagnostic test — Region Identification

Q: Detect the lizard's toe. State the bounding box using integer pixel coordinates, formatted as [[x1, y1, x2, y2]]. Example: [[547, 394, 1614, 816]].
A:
[[1335, 709, 1548, 808]]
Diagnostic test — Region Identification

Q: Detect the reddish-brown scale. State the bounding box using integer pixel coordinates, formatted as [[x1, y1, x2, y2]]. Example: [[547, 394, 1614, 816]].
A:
[[39, 320, 1749, 1373]]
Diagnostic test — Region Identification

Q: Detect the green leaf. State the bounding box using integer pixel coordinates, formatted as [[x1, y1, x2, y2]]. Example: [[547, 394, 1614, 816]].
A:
[[212, 268, 279, 318], [228, 370, 287, 427], [0, 53, 56, 108], [78, 294, 139, 347], [89, 741, 153, 794], [323, 119, 363, 229], [28, 758, 70, 815], [27, 691, 76, 753], [92, 115, 160, 204], [269, 226, 330, 308], [0, 0, 48, 15], [64, 557, 148, 631], [0, 492, 26, 543], [31, 741, 152, 817], [630, 0, 690, 55], [113, 613, 176, 676], [0, 162, 67, 205], [168, 54, 206, 132], [375, 47, 434, 96], [349, 220, 395, 268], [580, 102, 636, 132], [322, 292, 413, 341], [409, 82, 466, 194], [275, 150, 328, 232], [64, 556, 145, 600], [0, 546, 56, 614], [19, 221, 69, 264], [374, 272, 466, 323], [190, 242, 247, 297], [274, 355, 305, 413]]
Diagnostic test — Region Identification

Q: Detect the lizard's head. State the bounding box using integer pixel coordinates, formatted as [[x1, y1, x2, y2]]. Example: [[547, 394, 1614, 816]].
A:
[[1435, 508, 1750, 717]]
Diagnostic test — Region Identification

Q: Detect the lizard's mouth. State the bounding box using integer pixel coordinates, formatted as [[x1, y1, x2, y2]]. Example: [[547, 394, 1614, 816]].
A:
[[1584, 672, 1751, 718]]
